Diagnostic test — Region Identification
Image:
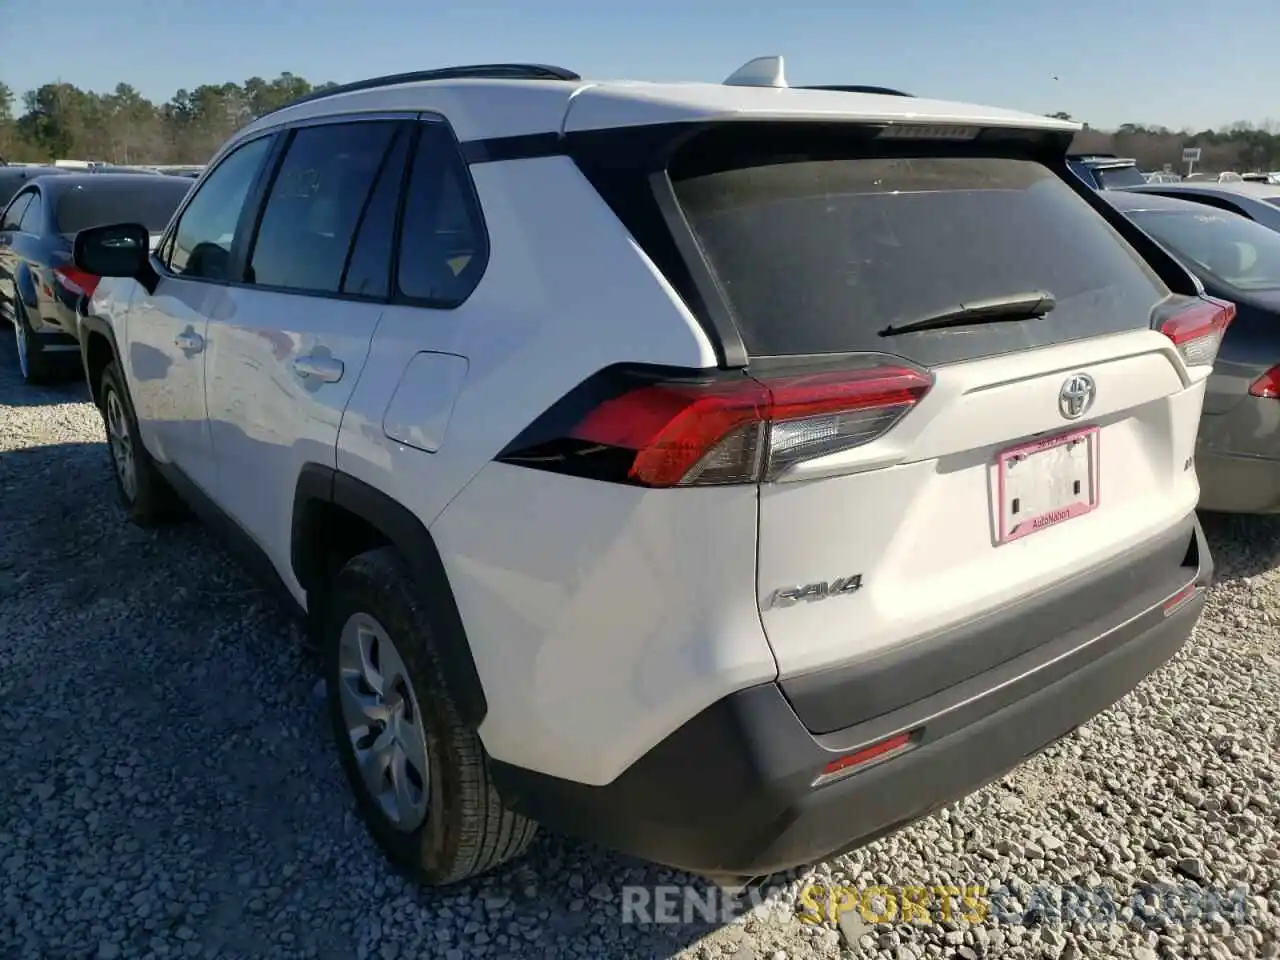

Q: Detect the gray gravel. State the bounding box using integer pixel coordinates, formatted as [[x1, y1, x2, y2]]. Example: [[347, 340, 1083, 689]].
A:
[[2, 342, 1278, 960]]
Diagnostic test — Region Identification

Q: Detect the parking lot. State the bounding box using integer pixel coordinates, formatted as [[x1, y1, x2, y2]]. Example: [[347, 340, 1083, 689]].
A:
[[1, 344, 1278, 960]]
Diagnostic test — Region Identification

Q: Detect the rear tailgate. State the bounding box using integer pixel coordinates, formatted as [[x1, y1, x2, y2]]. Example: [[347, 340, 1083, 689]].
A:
[[665, 131, 1213, 731]]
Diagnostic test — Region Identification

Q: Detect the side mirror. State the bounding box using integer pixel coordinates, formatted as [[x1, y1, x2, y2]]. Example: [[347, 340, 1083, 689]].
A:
[[73, 222, 150, 279]]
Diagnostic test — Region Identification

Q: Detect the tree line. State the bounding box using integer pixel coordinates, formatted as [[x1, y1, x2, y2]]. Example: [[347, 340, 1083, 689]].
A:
[[2, 74, 1279, 173], [1051, 112, 1280, 175], [0, 74, 336, 165]]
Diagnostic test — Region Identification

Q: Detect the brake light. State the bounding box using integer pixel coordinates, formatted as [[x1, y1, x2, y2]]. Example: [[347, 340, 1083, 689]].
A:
[[1249, 366, 1280, 399], [1158, 298, 1235, 367], [567, 365, 933, 487], [54, 264, 100, 298]]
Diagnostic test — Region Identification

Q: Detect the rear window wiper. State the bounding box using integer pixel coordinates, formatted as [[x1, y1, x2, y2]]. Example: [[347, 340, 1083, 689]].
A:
[[878, 291, 1056, 336]]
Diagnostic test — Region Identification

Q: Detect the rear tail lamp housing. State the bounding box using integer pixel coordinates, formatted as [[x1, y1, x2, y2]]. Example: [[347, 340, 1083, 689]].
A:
[[1158, 297, 1235, 367], [53, 264, 100, 299], [1248, 366, 1280, 399], [498, 363, 933, 488]]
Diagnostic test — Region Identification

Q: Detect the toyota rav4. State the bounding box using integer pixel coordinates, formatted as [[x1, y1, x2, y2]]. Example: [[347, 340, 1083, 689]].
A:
[[72, 57, 1219, 890]]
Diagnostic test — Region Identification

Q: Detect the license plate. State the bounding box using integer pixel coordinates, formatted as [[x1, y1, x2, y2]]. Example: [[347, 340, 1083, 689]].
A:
[[996, 426, 1099, 544]]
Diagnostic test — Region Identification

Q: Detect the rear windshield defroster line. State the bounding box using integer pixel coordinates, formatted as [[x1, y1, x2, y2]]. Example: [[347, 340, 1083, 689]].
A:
[[671, 154, 1170, 367]]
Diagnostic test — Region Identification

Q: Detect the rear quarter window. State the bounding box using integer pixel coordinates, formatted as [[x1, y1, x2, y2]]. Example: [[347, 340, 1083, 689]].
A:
[[673, 154, 1170, 365]]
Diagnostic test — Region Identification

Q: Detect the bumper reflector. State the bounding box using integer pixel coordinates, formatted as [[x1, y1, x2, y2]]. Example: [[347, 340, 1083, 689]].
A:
[[1162, 583, 1200, 617], [812, 730, 918, 788]]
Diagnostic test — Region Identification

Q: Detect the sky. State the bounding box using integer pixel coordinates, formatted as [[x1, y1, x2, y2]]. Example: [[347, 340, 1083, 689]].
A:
[[2, 0, 1277, 133]]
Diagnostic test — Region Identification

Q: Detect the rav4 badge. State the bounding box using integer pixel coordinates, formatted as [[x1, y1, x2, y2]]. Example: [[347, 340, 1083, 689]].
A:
[[769, 575, 863, 608]]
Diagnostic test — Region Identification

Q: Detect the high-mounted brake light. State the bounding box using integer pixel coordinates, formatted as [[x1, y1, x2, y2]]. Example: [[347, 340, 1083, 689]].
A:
[[877, 123, 981, 141], [567, 365, 933, 487], [54, 264, 99, 299], [1249, 366, 1280, 399], [1158, 297, 1235, 367]]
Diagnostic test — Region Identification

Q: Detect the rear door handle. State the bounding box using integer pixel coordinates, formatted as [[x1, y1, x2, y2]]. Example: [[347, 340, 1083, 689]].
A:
[[293, 354, 344, 383], [174, 331, 204, 353]]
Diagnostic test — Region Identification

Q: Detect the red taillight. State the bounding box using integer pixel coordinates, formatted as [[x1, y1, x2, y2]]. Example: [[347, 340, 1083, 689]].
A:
[[812, 731, 917, 788], [54, 265, 99, 299], [1249, 366, 1280, 399], [569, 365, 933, 487], [1159, 298, 1235, 367]]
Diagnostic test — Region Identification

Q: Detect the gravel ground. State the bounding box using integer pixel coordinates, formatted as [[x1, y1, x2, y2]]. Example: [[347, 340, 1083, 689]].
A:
[[1, 341, 1279, 960]]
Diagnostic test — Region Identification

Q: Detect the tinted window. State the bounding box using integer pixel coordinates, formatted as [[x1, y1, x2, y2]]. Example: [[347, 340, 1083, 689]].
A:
[[1130, 207, 1280, 292], [673, 152, 1168, 364], [0, 174, 31, 208], [1, 192, 31, 231], [0, 169, 71, 207], [1269, 198, 1280, 209], [1094, 166, 1147, 189], [396, 121, 487, 305], [168, 136, 274, 281], [54, 179, 190, 234], [247, 121, 398, 294], [341, 127, 410, 299], [18, 193, 42, 233]]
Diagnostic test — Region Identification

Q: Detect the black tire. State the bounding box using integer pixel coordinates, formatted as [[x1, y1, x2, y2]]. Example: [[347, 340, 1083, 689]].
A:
[[97, 361, 186, 526], [12, 298, 56, 384], [324, 547, 536, 885]]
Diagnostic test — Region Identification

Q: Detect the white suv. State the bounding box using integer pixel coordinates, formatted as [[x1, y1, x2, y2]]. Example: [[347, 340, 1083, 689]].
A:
[[73, 57, 1221, 890]]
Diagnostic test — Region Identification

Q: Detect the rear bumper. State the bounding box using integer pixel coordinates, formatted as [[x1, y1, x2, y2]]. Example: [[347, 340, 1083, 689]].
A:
[[491, 515, 1211, 879], [1196, 394, 1280, 514], [1197, 450, 1280, 514]]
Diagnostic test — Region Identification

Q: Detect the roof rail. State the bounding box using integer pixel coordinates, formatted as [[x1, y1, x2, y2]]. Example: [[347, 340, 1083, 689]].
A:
[[800, 84, 913, 97], [267, 63, 581, 116]]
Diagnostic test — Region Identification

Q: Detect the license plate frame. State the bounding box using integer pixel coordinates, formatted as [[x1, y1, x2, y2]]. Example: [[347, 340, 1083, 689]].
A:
[[995, 425, 1100, 545]]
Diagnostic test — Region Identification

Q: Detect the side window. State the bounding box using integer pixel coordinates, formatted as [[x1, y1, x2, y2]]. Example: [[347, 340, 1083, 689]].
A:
[[396, 121, 488, 306], [1, 193, 32, 231], [340, 127, 410, 299], [18, 193, 43, 234], [167, 135, 274, 281], [246, 120, 398, 295]]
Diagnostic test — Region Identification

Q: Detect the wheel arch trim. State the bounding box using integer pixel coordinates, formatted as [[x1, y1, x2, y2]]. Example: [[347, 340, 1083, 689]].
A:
[[292, 463, 489, 726], [77, 313, 122, 402], [15, 264, 39, 309]]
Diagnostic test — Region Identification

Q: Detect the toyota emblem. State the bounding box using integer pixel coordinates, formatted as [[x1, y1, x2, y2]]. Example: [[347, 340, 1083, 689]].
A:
[[1059, 373, 1096, 420]]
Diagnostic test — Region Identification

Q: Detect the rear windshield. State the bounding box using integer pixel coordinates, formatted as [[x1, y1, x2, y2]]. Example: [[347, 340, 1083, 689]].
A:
[[673, 154, 1167, 363], [1093, 165, 1148, 189], [1129, 207, 1280, 292], [54, 179, 191, 234], [0, 170, 62, 207]]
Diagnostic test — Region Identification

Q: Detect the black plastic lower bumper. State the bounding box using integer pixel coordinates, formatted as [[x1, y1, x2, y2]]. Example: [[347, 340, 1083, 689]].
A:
[[490, 516, 1212, 879]]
